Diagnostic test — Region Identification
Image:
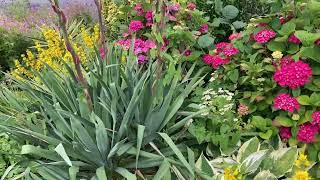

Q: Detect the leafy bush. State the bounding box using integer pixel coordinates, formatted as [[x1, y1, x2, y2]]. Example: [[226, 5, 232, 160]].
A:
[[0, 29, 33, 78], [191, 1, 320, 174]]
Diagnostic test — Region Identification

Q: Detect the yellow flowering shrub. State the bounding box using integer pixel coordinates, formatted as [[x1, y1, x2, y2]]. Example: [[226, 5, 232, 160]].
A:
[[11, 25, 100, 79]]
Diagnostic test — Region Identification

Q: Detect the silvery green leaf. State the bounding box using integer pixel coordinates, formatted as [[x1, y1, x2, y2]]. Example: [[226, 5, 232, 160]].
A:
[[239, 150, 269, 174], [253, 170, 277, 180], [237, 137, 260, 163]]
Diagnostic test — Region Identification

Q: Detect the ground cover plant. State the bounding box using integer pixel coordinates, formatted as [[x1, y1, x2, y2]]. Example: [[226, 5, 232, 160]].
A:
[[1, 0, 320, 179]]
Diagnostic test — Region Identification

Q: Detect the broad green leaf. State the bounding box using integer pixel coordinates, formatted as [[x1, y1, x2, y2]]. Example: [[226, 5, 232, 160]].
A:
[[253, 170, 277, 180], [232, 21, 246, 29], [198, 34, 215, 48], [267, 41, 286, 52], [237, 137, 260, 162], [297, 95, 311, 105], [295, 31, 320, 46], [259, 130, 273, 140], [239, 150, 269, 174], [222, 5, 239, 20], [229, 69, 239, 83], [262, 147, 298, 177], [55, 143, 72, 166], [195, 153, 215, 177], [278, 21, 296, 36], [275, 116, 294, 127]]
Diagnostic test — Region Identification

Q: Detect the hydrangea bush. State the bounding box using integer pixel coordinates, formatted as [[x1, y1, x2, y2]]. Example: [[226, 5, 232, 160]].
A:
[[190, 1, 320, 171]]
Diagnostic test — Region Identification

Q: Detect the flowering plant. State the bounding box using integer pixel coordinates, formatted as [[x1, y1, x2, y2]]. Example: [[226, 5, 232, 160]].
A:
[[192, 1, 320, 169]]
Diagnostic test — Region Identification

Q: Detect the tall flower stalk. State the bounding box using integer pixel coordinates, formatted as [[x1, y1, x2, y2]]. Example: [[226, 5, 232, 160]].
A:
[[49, 0, 93, 110], [94, 0, 107, 60]]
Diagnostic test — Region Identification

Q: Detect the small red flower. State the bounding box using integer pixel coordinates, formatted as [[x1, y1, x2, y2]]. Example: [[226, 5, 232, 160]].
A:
[[187, 3, 196, 11], [199, 24, 209, 34], [279, 127, 292, 140], [223, 47, 239, 56], [311, 111, 320, 128]]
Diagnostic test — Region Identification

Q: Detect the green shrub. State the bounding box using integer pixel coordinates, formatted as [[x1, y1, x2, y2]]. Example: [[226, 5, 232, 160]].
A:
[[190, 1, 320, 178], [0, 29, 33, 77]]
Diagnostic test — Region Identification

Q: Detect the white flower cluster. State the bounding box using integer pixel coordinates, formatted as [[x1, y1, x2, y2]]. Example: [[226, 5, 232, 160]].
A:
[[200, 88, 235, 116]]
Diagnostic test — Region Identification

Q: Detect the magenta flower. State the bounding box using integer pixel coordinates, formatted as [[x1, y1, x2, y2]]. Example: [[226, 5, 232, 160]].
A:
[[203, 54, 214, 65], [311, 111, 320, 127], [169, 4, 180, 12], [211, 56, 230, 69], [279, 127, 292, 140], [184, 50, 192, 56], [215, 42, 232, 51], [187, 3, 196, 11], [279, 16, 286, 25], [229, 33, 241, 41], [100, 48, 106, 59], [315, 39, 320, 45], [273, 93, 300, 112], [254, 29, 276, 44], [134, 3, 144, 15], [297, 123, 318, 144], [199, 24, 209, 34], [128, 20, 144, 33], [288, 34, 301, 44], [273, 61, 312, 89], [223, 47, 239, 56]]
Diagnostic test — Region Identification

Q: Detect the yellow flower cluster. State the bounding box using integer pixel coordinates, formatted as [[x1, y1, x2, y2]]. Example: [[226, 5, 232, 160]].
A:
[[293, 153, 311, 180], [11, 25, 99, 79], [295, 153, 311, 168], [224, 167, 239, 180], [272, 51, 283, 59], [294, 170, 310, 180]]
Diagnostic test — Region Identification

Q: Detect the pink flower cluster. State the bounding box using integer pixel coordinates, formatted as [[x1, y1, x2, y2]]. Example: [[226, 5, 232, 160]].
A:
[[315, 39, 320, 45], [311, 111, 320, 128], [132, 4, 154, 28], [117, 38, 156, 64], [199, 24, 209, 34], [288, 34, 301, 44], [203, 54, 230, 69], [273, 60, 312, 89], [128, 20, 144, 33], [229, 33, 241, 41], [202, 42, 238, 69], [297, 123, 318, 143], [254, 29, 276, 43], [279, 127, 292, 140], [273, 93, 300, 112]]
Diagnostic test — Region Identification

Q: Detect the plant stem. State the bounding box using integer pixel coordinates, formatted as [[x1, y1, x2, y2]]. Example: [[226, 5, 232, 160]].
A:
[[49, 0, 93, 111], [94, 0, 108, 61]]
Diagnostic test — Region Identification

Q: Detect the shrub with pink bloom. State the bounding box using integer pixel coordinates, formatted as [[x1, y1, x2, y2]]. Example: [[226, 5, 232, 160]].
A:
[[273, 93, 300, 112], [128, 20, 144, 33], [273, 61, 312, 89], [297, 123, 318, 144], [279, 127, 292, 140], [288, 34, 301, 44], [199, 24, 209, 34], [215, 42, 232, 51], [254, 29, 276, 43]]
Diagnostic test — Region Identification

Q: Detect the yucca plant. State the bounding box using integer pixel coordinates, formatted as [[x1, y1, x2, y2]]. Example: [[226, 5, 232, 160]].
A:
[[0, 42, 207, 179]]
